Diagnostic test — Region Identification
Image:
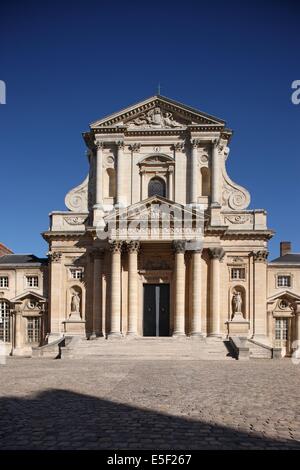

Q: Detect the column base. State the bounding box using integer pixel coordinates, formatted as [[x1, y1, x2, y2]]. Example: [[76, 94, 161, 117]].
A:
[[190, 332, 205, 339], [172, 332, 186, 338], [107, 332, 123, 340], [207, 333, 223, 339], [126, 332, 138, 337]]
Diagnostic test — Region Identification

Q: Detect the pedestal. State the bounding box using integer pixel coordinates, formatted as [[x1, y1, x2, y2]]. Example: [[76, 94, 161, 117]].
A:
[[226, 314, 250, 337], [62, 318, 86, 335]]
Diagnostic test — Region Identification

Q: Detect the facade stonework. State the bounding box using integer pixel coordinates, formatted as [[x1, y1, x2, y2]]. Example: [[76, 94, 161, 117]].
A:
[[1, 95, 299, 357]]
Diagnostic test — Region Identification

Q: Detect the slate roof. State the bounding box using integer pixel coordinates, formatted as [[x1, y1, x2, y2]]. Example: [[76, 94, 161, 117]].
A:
[[0, 254, 48, 266], [269, 253, 300, 265]]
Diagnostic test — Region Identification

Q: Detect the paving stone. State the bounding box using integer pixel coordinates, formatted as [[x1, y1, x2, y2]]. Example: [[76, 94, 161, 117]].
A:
[[0, 357, 300, 450]]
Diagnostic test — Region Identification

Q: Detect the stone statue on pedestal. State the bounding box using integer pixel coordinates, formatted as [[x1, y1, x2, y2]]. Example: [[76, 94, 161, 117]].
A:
[[71, 292, 80, 316], [232, 291, 243, 317]]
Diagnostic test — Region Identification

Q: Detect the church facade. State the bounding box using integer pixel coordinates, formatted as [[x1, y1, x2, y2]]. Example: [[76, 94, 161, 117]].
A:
[[1, 95, 300, 358]]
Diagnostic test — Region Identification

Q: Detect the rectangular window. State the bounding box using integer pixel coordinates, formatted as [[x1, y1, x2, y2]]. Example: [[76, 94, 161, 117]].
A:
[[275, 318, 288, 340], [231, 268, 246, 280], [277, 275, 291, 288], [70, 269, 83, 280], [0, 300, 10, 342], [26, 276, 39, 288], [0, 276, 9, 288], [27, 317, 41, 344]]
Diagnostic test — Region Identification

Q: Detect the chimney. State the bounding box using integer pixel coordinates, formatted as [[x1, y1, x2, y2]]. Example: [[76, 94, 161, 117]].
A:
[[280, 241, 291, 257]]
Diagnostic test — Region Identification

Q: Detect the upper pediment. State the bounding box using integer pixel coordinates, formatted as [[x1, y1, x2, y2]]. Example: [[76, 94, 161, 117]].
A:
[[90, 95, 226, 131]]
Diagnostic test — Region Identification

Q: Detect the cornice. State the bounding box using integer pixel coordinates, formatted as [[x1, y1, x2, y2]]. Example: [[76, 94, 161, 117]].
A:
[[42, 230, 85, 241]]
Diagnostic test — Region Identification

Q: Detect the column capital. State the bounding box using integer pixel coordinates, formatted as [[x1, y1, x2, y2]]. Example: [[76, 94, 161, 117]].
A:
[[173, 240, 186, 254], [209, 247, 225, 260], [128, 143, 141, 152], [173, 142, 185, 152], [127, 240, 140, 253], [191, 138, 201, 148], [109, 240, 123, 253], [116, 140, 124, 149], [48, 251, 62, 263], [192, 247, 203, 255], [252, 250, 268, 262], [95, 140, 105, 150]]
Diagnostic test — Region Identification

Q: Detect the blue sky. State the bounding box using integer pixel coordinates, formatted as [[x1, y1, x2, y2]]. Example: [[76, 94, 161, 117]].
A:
[[0, 0, 299, 259]]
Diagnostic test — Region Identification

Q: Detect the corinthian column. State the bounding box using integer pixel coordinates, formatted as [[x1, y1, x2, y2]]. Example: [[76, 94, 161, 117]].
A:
[[252, 250, 268, 340], [12, 305, 23, 355], [190, 139, 199, 204], [191, 248, 203, 336], [116, 141, 125, 207], [109, 241, 122, 337], [92, 249, 104, 338], [211, 141, 220, 206], [173, 240, 186, 336], [209, 247, 224, 337], [127, 241, 140, 336]]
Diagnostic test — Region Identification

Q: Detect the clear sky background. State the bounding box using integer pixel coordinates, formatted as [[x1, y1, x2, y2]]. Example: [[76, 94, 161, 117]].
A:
[[0, 0, 299, 259]]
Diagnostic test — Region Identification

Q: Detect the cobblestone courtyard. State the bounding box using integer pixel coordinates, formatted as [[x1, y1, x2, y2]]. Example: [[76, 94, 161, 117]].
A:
[[1, 357, 300, 450]]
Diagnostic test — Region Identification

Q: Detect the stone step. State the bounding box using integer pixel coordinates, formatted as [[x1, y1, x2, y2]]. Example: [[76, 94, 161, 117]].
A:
[[61, 337, 235, 360]]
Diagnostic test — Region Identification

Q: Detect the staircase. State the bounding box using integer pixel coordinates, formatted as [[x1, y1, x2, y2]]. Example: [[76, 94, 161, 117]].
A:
[[60, 336, 235, 360], [248, 339, 272, 359]]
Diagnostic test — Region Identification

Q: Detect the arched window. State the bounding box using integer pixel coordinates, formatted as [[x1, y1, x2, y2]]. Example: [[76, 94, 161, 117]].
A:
[[148, 177, 166, 197], [0, 300, 10, 342]]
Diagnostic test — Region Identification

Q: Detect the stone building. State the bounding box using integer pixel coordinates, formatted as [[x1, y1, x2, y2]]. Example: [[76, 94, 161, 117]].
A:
[[1, 95, 300, 358]]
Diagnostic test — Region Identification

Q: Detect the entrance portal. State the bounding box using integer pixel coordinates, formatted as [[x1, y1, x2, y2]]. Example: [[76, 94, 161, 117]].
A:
[[143, 284, 170, 336]]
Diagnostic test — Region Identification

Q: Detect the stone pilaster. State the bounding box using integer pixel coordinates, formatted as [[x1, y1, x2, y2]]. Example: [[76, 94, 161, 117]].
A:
[[91, 249, 104, 338], [190, 139, 200, 204], [108, 241, 123, 337], [208, 247, 224, 337], [12, 304, 23, 356], [94, 141, 104, 208], [48, 251, 62, 339], [127, 241, 140, 336], [168, 167, 174, 200], [173, 240, 186, 336], [190, 248, 203, 337], [252, 250, 268, 340], [211, 141, 221, 206], [116, 141, 125, 207]]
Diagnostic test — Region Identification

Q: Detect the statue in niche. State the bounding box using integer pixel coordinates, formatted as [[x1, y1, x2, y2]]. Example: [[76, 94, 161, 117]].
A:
[[232, 291, 243, 315], [71, 292, 81, 315]]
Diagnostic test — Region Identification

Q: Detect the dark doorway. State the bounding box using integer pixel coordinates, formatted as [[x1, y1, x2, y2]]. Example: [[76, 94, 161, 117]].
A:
[[143, 284, 170, 336]]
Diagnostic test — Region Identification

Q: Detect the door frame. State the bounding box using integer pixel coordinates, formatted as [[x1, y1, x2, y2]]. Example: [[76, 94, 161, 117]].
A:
[[142, 282, 171, 337]]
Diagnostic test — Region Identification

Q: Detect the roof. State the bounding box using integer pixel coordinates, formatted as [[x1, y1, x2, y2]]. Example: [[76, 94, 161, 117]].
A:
[[0, 254, 48, 266], [269, 253, 300, 265]]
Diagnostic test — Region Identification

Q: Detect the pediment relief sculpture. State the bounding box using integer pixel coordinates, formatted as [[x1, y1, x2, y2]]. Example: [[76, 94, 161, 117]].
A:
[[126, 107, 189, 129]]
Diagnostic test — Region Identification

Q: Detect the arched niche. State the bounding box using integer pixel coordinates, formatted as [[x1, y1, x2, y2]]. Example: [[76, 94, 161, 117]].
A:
[[103, 168, 116, 199], [230, 285, 246, 319], [201, 167, 210, 197], [69, 285, 82, 318]]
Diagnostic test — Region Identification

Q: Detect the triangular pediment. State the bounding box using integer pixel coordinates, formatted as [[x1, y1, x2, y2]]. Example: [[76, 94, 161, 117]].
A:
[[10, 291, 47, 303], [267, 290, 300, 303], [104, 195, 205, 223], [90, 95, 225, 130]]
